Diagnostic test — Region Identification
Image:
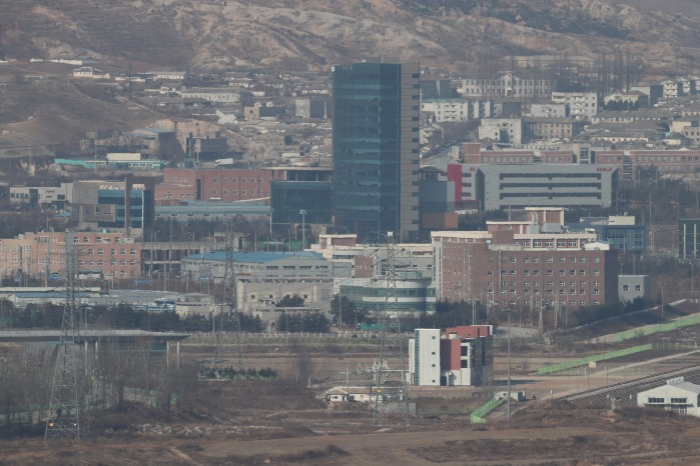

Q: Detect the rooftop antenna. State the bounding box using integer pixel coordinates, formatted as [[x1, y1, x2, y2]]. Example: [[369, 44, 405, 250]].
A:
[[45, 233, 90, 441]]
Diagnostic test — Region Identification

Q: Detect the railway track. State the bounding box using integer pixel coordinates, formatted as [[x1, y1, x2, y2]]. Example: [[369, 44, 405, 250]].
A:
[[564, 365, 700, 407]]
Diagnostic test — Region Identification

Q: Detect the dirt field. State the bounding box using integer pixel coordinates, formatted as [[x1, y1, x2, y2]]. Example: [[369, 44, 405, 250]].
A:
[[2, 340, 700, 465]]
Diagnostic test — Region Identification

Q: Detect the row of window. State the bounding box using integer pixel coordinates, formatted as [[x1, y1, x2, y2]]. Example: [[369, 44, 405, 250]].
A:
[[492, 280, 600, 287], [505, 254, 595, 262], [490, 289, 600, 296], [79, 248, 137, 255], [78, 260, 136, 266], [493, 299, 599, 306], [488, 269, 600, 277], [208, 177, 265, 183]]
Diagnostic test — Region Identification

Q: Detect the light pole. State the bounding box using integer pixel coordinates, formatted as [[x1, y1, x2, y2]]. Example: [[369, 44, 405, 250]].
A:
[[506, 306, 512, 420], [299, 209, 307, 251]]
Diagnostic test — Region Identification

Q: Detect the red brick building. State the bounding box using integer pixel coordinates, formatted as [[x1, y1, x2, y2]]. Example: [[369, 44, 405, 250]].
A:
[[155, 168, 274, 204], [431, 224, 618, 312], [0, 232, 142, 280]]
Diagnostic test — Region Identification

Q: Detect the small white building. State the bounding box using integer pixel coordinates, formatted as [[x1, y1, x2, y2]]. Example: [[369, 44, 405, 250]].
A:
[[637, 377, 700, 416], [323, 387, 378, 403], [72, 67, 109, 79]]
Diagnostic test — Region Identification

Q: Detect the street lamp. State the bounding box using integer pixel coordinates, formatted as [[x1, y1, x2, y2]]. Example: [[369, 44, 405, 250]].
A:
[[299, 210, 307, 251]]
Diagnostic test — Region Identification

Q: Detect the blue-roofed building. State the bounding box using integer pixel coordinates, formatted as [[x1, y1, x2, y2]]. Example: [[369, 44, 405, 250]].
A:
[[182, 251, 351, 313]]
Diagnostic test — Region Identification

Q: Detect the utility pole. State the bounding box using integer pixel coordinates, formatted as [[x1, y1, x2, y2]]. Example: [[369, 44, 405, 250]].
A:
[[507, 307, 512, 420], [299, 209, 307, 251]]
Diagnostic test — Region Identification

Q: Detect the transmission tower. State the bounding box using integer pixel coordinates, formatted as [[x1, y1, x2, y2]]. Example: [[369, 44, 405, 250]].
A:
[[372, 232, 411, 426], [215, 224, 243, 372], [45, 233, 90, 441]]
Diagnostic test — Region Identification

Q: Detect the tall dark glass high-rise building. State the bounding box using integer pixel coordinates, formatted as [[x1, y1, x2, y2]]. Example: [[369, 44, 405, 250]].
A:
[[332, 60, 420, 242]]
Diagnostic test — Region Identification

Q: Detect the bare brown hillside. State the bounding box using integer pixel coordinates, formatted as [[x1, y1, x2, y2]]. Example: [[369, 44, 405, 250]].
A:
[[1, 0, 700, 74]]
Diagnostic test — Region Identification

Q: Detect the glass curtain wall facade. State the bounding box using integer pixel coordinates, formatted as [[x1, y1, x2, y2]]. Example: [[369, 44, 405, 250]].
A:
[[332, 61, 420, 242]]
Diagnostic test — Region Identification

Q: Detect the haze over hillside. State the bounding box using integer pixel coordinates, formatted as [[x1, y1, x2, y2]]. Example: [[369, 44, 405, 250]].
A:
[[2, 0, 700, 74]]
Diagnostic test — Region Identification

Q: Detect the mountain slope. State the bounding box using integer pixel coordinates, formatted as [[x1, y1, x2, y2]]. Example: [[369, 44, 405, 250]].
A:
[[2, 0, 700, 74]]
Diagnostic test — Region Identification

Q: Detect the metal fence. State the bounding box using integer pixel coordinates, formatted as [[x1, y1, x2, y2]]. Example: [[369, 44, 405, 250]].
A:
[[182, 331, 396, 346], [470, 397, 505, 424], [612, 315, 700, 343], [537, 343, 653, 375]]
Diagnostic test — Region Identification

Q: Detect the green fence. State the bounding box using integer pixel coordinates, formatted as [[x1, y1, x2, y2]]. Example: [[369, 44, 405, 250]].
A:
[[470, 398, 505, 424], [612, 316, 700, 343], [537, 343, 653, 375]]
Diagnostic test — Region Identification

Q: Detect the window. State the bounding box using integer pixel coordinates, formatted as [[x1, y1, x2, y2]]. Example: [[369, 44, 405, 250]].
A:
[[524, 270, 530, 276], [648, 397, 664, 404], [559, 257, 565, 263], [130, 249, 136, 255], [623, 285, 629, 291], [570, 270, 576, 276], [594, 257, 600, 263], [547, 257, 554, 263], [580, 281, 586, 286], [635, 285, 641, 291], [593, 289, 599, 295], [533, 270, 540, 276], [570, 281, 576, 286], [510, 270, 516, 276], [533, 258, 540, 263], [594, 270, 600, 276], [579, 258, 586, 263], [559, 270, 565, 276], [487, 271, 494, 276], [524, 257, 530, 263], [120, 249, 126, 255], [510, 257, 517, 263], [671, 398, 687, 404], [111, 249, 116, 255], [579, 270, 585, 276]]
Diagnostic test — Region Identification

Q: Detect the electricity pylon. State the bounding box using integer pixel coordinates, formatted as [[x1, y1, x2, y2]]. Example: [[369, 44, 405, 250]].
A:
[[45, 233, 90, 441]]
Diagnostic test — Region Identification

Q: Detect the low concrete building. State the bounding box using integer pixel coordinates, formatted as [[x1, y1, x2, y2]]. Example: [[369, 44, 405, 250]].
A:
[[638, 377, 700, 416], [618, 275, 651, 303]]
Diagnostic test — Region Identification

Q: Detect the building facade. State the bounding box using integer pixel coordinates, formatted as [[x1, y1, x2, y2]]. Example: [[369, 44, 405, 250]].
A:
[[0, 232, 141, 281], [409, 325, 494, 387], [156, 168, 274, 204], [332, 60, 420, 242], [72, 180, 154, 232], [431, 225, 618, 311], [476, 164, 618, 211], [638, 377, 700, 417]]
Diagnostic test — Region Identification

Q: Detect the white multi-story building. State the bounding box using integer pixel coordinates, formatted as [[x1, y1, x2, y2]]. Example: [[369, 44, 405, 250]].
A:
[[551, 92, 598, 119], [478, 118, 523, 144], [457, 72, 552, 99], [408, 329, 441, 386], [422, 99, 472, 122]]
